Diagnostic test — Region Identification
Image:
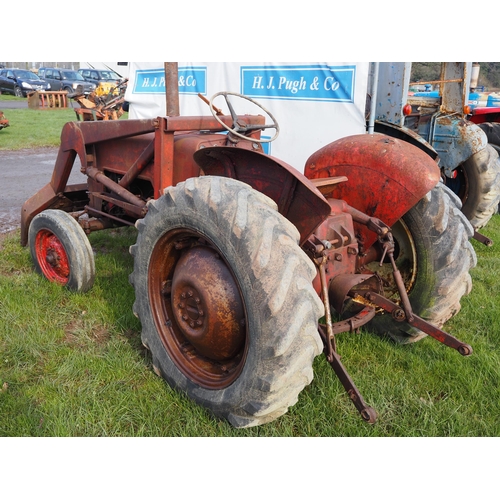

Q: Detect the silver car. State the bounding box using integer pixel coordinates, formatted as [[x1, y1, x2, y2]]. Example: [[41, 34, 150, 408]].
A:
[[40, 68, 97, 95]]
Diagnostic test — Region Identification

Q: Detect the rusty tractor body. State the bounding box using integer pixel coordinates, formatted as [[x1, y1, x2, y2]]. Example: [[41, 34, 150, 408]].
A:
[[21, 87, 477, 427]]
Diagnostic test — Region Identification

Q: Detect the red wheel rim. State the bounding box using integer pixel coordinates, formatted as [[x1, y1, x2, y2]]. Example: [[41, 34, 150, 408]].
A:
[[35, 230, 70, 285]]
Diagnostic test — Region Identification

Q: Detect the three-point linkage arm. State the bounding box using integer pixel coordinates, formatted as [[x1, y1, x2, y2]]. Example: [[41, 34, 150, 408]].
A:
[[310, 206, 472, 424]]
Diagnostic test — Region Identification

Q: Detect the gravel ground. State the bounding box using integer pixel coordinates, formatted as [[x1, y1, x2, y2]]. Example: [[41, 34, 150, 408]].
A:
[[0, 147, 85, 233]]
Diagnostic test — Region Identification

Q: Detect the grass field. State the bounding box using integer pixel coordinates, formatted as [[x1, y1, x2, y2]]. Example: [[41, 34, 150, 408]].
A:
[[0, 94, 127, 150], [1, 95, 499, 438], [0, 220, 499, 437]]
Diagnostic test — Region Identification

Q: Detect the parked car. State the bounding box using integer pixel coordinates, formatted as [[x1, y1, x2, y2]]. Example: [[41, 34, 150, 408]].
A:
[[0, 68, 51, 97], [38, 67, 96, 95], [78, 68, 123, 86]]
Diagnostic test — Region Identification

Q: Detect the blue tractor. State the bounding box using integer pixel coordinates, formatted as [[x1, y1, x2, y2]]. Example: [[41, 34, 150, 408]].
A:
[[371, 62, 500, 236]]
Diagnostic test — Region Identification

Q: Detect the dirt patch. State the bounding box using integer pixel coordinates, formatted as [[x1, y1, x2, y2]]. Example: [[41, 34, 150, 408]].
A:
[[64, 318, 111, 347]]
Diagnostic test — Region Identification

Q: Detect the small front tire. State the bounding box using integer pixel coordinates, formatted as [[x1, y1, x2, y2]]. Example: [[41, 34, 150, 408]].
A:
[[28, 209, 95, 292]]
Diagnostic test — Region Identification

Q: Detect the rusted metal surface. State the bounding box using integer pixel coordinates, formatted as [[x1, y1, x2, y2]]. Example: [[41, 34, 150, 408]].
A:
[[304, 133, 441, 252], [355, 291, 472, 356], [429, 115, 487, 176], [195, 146, 331, 245], [165, 63, 180, 117], [328, 274, 383, 316], [318, 321, 377, 423], [374, 120, 439, 161], [148, 229, 247, 389], [73, 79, 128, 121], [171, 245, 245, 361], [20, 115, 268, 245], [474, 230, 493, 246], [27, 91, 68, 109]]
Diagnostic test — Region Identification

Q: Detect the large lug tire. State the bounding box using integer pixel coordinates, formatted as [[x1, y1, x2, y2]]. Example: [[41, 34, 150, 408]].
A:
[[367, 183, 477, 344], [477, 122, 500, 154], [28, 209, 96, 292], [129, 176, 324, 428], [443, 144, 500, 229]]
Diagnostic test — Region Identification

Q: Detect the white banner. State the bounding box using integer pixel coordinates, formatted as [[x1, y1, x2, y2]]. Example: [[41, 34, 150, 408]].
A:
[[125, 62, 369, 172]]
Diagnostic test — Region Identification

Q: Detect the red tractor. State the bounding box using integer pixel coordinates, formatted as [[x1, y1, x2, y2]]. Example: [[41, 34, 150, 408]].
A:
[[21, 77, 477, 427]]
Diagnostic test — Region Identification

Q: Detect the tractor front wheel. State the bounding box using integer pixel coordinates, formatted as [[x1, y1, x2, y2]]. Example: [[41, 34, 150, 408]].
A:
[[28, 209, 95, 292], [129, 176, 324, 428]]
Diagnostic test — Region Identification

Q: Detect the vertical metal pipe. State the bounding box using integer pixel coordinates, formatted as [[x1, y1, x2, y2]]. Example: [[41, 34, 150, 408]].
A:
[[367, 62, 379, 134], [164, 62, 180, 117]]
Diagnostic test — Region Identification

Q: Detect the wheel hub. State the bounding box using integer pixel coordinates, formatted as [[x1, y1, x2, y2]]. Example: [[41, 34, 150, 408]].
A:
[[36, 231, 70, 284], [171, 245, 245, 361]]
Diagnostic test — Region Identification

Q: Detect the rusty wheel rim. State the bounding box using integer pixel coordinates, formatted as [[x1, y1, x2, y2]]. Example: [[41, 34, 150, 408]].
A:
[[35, 229, 70, 285], [148, 229, 248, 389], [365, 218, 417, 299]]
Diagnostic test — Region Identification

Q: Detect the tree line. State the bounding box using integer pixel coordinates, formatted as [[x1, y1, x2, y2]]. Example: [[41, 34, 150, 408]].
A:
[[411, 62, 500, 90]]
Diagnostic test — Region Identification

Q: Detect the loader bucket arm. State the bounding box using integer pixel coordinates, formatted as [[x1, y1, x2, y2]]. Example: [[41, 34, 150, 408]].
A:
[[304, 133, 441, 251], [21, 115, 263, 246], [20, 119, 158, 246]]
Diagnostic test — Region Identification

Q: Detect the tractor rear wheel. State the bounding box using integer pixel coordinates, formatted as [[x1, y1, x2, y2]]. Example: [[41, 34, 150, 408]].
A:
[[28, 209, 95, 292], [129, 176, 324, 428], [477, 122, 500, 154], [443, 144, 500, 229], [367, 183, 477, 344]]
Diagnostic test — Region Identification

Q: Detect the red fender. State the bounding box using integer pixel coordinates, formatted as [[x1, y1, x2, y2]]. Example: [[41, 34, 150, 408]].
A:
[[304, 133, 441, 251]]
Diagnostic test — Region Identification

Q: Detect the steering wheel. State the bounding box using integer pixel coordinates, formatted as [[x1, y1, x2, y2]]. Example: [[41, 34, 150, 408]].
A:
[[209, 91, 280, 144]]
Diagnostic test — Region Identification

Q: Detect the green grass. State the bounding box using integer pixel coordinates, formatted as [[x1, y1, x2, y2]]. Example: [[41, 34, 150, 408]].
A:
[[1, 217, 500, 437], [0, 95, 127, 150], [0, 96, 78, 149]]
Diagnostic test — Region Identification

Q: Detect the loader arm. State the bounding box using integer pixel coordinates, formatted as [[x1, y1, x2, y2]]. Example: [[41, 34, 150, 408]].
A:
[[20, 115, 266, 246]]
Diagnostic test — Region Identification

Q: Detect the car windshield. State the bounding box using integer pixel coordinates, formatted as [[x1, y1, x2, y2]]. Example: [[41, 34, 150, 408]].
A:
[[13, 70, 40, 80], [100, 71, 121, 79], [61, 71, 85, 81]]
